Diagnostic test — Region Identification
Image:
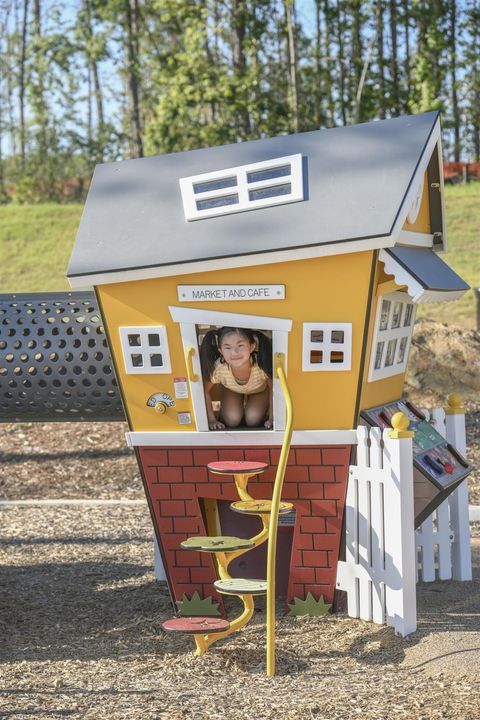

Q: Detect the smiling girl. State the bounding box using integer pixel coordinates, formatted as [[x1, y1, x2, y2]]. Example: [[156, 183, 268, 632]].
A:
[[200, 327, 273, 430]]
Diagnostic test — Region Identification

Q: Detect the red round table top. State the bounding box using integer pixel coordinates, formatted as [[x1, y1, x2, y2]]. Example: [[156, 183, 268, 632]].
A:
[[163, 617, 230, 634], [207, 460, 268, 475]]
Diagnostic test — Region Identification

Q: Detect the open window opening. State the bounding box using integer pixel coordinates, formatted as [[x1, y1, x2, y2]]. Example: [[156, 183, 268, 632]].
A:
[[168, 305, 291, 433], [196, 324, 274, 431]]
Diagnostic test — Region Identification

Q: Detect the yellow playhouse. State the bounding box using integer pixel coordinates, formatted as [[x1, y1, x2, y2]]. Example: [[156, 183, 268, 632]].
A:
[[67, 110, 469, 630]]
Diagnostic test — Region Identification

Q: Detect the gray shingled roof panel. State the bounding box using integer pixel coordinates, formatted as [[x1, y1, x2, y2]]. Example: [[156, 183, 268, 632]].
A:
[[67, 112, 439, 279], [386, 246, 470, 291]]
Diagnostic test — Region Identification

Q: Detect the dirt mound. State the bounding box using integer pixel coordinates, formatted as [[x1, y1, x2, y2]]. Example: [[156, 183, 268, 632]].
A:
[[405, 318, 480, 404]]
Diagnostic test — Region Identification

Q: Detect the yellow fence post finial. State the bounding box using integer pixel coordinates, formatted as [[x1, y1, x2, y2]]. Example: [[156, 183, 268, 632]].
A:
[[445, 393, 466, 415], [387, 412, 414, 439]]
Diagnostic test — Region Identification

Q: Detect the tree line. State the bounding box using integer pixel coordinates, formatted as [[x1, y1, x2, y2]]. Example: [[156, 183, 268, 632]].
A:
[[1, 0, 479, 203]]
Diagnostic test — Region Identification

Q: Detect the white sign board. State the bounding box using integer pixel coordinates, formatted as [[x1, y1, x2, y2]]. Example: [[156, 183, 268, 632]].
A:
[[177, 285, 285, 302]]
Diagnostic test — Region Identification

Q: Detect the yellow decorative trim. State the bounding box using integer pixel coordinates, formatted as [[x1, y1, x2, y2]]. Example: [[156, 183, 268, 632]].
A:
[[375, 279, 405, 296], [186, 346, 199, 382], [274, 351, 285, 375], [445, 393, 466, 415], [387, 411, 415, 439]]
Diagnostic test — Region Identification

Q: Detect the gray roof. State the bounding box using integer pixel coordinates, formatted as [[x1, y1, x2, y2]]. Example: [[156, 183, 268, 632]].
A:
[[68, 111, 440, 280], [385, 247, 469, 292]]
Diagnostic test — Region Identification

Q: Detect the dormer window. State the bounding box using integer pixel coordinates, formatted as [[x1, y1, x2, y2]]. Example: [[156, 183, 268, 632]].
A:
[[179, 154, 304, 221]]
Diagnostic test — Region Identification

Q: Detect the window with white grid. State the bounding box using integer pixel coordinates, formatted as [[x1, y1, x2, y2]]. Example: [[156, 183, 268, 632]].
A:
[[179, 154, 304, 221], [368, 291, 415, 382], [119, 326, 171, 375], [302, 323, 352, 371]]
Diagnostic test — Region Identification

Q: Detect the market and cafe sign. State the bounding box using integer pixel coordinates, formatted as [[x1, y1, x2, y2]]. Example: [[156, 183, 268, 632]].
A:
[[177, 284, 285, 302]]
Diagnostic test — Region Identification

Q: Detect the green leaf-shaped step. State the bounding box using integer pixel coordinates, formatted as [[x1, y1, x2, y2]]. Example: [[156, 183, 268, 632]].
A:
[[176, 591, 221, 617], [181, 536, 255, 552], [287, 593, 332, 617]]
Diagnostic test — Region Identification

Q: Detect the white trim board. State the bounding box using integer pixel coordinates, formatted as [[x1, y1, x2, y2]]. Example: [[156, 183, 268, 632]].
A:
[[397, 231, 433, 248], [168, 305, 292, 331], [125, 429, 357, 447], [67, 235, 394, 288]]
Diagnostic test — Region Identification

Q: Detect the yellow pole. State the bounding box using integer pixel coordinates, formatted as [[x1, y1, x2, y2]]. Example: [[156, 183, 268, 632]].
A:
[[266, 358, 294, 677]]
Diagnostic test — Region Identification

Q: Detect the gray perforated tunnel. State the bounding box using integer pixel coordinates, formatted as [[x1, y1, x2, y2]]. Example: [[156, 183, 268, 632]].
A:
[[0, 292, 125, 422]]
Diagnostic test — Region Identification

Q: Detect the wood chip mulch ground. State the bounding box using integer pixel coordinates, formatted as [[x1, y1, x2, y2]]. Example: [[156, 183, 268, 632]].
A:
[[0, 403, 479, 719], [1, 504, 479, 720]]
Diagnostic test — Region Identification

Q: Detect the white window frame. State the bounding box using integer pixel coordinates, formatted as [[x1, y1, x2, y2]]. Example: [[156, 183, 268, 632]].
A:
[[368, 291, 416, 382], [119, 325, 171, 375], [302, 322, 352, 372], [169, 306, 292, 432], [179, 154, 303, 221]]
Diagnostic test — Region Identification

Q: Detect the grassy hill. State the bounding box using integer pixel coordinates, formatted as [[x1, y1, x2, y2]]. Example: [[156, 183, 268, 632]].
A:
[[1, 204, 83, 292], [0, 184, 479, 326]]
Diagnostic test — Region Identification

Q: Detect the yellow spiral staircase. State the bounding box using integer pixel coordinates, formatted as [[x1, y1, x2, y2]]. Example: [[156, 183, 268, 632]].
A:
[[163, 358, 293, 676]]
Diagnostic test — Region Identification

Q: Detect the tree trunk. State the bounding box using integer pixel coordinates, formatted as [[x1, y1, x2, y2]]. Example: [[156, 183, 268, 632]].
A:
[[19, 0, 29, 167], [323, 0, 335, 127], [449, 0, 461, 161], [389, 0, 400, 115], [336, 0, 347, 125], [284, 0, 299, 132], [204, 0, 217, 126], [376, 0, 385, 118], [87, 65, 93, 155], [352, 0, 363, 108], [3, 2, 18, 158], [82, 0, 105, 162], [402, 0, 411, 108], [231, 0, 250, 138], [124, 0, 143, 158], [314, 0, 322, 127], [32, 0, 50, 171]]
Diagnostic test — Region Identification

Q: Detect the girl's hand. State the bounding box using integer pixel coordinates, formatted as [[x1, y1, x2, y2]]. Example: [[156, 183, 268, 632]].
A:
[[264, 417, 273, 429], [209, 419, 225, 430]]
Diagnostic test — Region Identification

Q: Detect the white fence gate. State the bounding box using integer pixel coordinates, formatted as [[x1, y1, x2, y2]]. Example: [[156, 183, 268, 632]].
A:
[[336, 406, 471, 637]]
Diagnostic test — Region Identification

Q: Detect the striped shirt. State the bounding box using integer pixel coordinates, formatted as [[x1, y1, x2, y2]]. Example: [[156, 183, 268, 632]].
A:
[[211, 360, 268, 395]]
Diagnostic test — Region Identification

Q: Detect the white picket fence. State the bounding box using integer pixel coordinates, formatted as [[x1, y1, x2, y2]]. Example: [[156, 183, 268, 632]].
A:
[[336, 425, 417, 636], [415, 408, 472, 583], [336, 407, 471, 636]]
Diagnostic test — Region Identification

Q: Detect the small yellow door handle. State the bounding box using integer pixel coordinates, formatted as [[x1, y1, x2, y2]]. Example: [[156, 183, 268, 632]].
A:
[[186, 347, 199, 382], [274, 352, 285, 377]]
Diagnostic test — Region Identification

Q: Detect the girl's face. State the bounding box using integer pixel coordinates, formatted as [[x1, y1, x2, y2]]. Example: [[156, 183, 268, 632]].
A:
[[218, 332, 255, 369]]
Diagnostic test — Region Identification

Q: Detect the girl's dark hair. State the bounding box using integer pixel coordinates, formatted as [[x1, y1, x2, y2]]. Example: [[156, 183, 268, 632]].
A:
[[200, 326, 272, 381]]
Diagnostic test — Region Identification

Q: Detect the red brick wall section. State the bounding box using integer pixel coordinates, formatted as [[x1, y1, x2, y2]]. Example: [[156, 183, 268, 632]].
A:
[[138, 445, 351, 613]]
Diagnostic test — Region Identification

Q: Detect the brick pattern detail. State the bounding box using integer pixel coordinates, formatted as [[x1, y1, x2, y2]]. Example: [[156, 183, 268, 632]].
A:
[[138, 445, 351, 612]]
